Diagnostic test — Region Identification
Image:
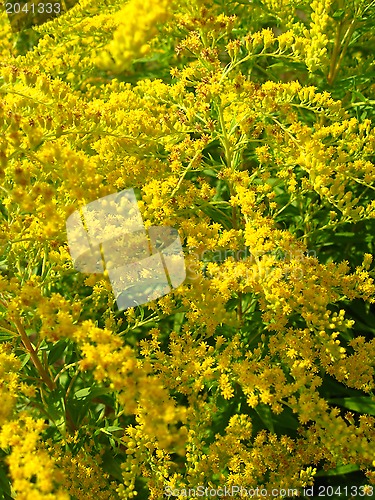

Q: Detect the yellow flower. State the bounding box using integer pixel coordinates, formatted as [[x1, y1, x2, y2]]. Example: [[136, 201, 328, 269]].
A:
[[96, 0, 172, 72]]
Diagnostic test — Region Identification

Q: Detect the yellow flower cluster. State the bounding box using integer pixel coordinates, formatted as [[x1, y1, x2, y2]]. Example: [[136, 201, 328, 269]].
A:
[[96, 0, 172, 72], [304, 0, 334, 72], [0, 344, 20, 426], [0, 415, 69, 499]]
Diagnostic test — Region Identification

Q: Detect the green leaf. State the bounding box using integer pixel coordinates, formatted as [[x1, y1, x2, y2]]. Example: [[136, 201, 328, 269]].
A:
[[19, 353, 30, 369], [321, 375, 364, 398], [45, 389, 66, 424], [327, 397, 375, 415], [100, 451, 124, 482], [173, 312, 185, 334], [202, 168, 218, 178], [271, 407, 299, 431], [254, 403, 275, 433], [0, 331, 15, 342], [101, 426, 123, 433], [315, 464, 360, 477], [0, 462, 11, 497], [332, 9, 345, 19], [48, 339, 68, 365], [74, 386, 111, 401], [334, 232, 356, 238]]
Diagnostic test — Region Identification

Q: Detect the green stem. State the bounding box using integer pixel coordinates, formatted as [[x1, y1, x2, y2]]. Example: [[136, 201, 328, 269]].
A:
[[328, 17, 357, 85], [217, 102, 232, 169], [0, 323, 17, 336], [14, 316, 56, 391], [350, 100, 375, 107]]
